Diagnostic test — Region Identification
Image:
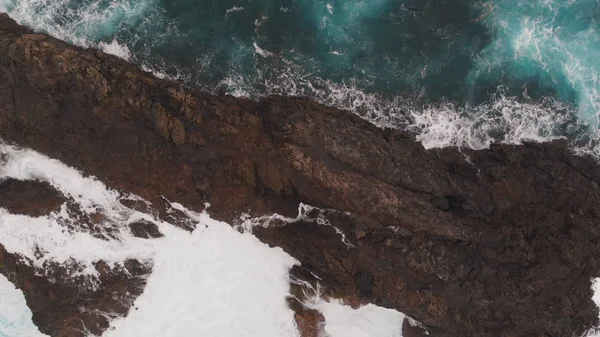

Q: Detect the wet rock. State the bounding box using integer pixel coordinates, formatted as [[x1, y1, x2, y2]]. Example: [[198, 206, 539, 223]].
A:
[[294, 309, 325, 337], [0, 178, 65, 216], [403, 319, 430, 337], [129, 219, 163, 239], [0, 244, 151, 337], [0, 14, 599, 337], [153, 196, 197, 231], [57, 200, 121, 241]]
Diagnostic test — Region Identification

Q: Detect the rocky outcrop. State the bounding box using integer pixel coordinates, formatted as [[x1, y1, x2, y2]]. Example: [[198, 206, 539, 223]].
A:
[[0, 178, 65, 216], [0, 246, 150, 337], [0, 178, 151, 337], [0, 13, 600, 337]]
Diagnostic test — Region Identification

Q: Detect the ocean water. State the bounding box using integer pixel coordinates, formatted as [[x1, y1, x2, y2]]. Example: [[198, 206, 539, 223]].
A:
[[2, 0, 600, 154]]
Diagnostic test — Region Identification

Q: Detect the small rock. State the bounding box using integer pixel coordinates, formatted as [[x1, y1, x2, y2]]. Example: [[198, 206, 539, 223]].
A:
[[128, 220, 164, 239], [0, 178, 65, 216]]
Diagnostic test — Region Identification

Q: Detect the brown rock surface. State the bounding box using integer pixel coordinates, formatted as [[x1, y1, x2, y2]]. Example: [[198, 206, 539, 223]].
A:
[[0, 13, 599, 337], [294, 308, 325, 337], [403, 319, 430, 337], [0, 172, 151, 336], [0, 244, 150, 337], [0, 178, 65, 216]]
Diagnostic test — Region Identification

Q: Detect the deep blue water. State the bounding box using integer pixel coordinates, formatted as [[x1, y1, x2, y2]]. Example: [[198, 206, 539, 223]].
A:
[[1, 0, 600, 152]]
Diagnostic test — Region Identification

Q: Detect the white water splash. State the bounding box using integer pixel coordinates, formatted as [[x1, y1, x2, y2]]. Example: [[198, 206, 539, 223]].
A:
[[0, 145, 156, 287], [0, 275, 48, 337], [104, 211, 300, 337], [318, 300, 404, 337], [408, 92, 575, 150], [583, 279, 600, 337], [222, 60, 592, 154], [98, 39, 132, 61], [0, 143, 300, 335], [237, 203, 354, 248], [253, 41, 273, 58], [0, 0, 154, 48], [326, 3, 334, 15], [0, 143, 407, 336], [301, 284, 405, 337]]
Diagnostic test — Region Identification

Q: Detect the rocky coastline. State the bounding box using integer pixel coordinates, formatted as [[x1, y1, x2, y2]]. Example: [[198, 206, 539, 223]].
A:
[[1, 13, 600, 337]]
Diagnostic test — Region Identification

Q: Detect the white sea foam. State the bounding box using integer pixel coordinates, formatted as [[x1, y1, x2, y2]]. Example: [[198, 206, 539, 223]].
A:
[[253, 41, 273, 57], [222, 60, 586, 153], [408, 93, 574, 150], [0, 275, 48, 337], [1, 146, 125, 213], [326, 3, 334, 15], [0, 143, 407, 336], [302, 288, 405, 337], [0, 0, 152, 48], [0, 143, 300, 335], [472, 0, 600, 129], [98, 40, 132, 61], [318, 300, 404, 337], [0, 144, 157, 287], [583, 278, 600, 337], [225, 6, 244, 18], [104, 211, 300, 337], [3, 1, 597, 159]]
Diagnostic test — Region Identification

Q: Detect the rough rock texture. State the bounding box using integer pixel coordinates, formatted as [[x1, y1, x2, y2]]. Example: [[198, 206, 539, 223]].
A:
[[0, 13, 600, 337], [293, 308, 325, 337], [403, 320, 430, 337], [128, 220, 164, 239], [0, 178, 65, 216], [0, 176, 151, 337], [0, 243, 150, 337]]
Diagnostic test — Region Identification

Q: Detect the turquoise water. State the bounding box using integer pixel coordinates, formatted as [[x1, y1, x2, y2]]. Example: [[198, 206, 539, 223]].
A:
[[1, 0, 600, 151], [469, 0, 600, 125]]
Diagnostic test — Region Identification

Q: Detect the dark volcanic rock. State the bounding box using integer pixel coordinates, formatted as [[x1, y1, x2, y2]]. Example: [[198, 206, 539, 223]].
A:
[[403, 320, 430, 337], [0, 244, 150, 337], [0, 178, 65, 216], [129, 220, 164, 239], [0, 13, 599, 337]]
